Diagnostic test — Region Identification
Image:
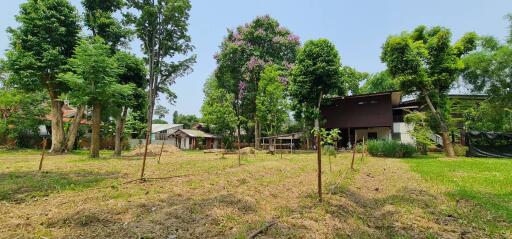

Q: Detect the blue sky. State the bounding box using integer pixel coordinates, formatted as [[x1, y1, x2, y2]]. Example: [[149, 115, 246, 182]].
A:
[[1, 0, 511, 122]]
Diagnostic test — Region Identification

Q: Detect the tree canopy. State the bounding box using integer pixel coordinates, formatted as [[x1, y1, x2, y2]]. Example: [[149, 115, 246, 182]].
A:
[[381, 25, 477, 157], [4, 0, 81, 152], [462, 18, 512, 132], [256, 65, 289, 137]]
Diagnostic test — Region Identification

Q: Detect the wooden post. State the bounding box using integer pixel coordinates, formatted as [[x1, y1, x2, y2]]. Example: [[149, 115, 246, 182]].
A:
[[280, 138, 283, 159], [140, 130, 150, 180], [351, 132, 357, 170], [361, 136, 365, 160], [38, 137, 47, 171], [290, 134, 293, 154], [157, 139, 165, 164], [316, 129, 322, 202]]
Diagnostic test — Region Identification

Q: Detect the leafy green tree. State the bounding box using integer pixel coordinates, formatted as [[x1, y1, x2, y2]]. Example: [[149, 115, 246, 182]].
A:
[[113, 51, 147, 156], [256, 65, 289, 143], [78, 0, 133, 155], [154, 104, 169, 120], [126, 0, 195, 139], [340, 66, 369, 95], [82, 0, 130, 50], [0, 87, 47, 148], [215, 15, 300, 149], [319, 128, 341, 172], [201, 76, 237, 149], [404, 112, 435, 154], [381, 25, 477, 157], [462, 18, 512, 132], [59, 37, 133, 158], [172, 111, 200, 129], [4, 0, 80, 153], [360, 70, 397, 94], [289, 39, 344, 201], [126, 0, 195, 178]]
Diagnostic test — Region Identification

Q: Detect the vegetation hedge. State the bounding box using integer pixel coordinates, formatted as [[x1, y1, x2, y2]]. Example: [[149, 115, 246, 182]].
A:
[[453, 144, 468, 156], [367, 140, 416, 158]]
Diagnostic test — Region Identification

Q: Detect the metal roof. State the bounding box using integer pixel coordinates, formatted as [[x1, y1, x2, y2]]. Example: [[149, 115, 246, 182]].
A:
[[151, 124, 183, 133], [171, 129, 219, 138]]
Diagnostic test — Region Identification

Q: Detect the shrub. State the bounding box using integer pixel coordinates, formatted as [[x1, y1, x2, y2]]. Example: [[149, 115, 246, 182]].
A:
[[453, 144, 468, 156], [367, 139, 416, 158], [355, 143, 364, 153]]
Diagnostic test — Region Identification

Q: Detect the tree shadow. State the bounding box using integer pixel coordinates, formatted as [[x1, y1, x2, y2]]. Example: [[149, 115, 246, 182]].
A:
[[0, 170, 119, 203]]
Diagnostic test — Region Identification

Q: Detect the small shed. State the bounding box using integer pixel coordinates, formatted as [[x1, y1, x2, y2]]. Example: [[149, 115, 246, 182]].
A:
[[170, 129, 220, 149]]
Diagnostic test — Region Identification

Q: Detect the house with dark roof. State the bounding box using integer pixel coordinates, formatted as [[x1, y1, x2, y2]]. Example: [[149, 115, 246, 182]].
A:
[[169, 129, 220, 149], [320, 91, 486, 149]]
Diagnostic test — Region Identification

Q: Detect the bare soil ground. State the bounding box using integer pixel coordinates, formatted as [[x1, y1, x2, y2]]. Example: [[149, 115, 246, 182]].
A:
[[0, 151, 510, 238]]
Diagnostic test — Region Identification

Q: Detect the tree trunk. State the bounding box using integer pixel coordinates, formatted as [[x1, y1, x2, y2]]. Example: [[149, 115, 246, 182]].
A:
[[90, 102, 101, 158], [255, 119, 260, 150], [423, 94, 455, 157], [49, 94, 64, 153], [315, 118, 322, 202], [65, 105, 85, 152], [237, 124, 241, 166], [316, 93, 323, 202], [114, 107, 128, 157]]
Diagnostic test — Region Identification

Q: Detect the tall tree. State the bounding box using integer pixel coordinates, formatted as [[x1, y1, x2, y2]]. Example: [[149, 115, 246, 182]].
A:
[[215, 15, 300, 149], [462, 16, 512, 132], [360, 70, 397, 94], [289, 39, 344, 201], [82, 0, 130, 50], [113, 51, 147, 156], [4, 0, 80, 153], [201, 76, 237, 149], [154, 104, 169, 119], [381, 25, 477, 157], [78, 0, 133, 154], [59, 37, 133, 158], [340, 66, 369, 95], [126, 0, 195, 179], [256, 65, 289, 143], [172, 111, 200, 129]]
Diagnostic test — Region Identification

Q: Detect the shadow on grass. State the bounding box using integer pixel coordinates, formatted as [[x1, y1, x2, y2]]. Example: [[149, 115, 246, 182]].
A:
[[0, 170, 119, 203]]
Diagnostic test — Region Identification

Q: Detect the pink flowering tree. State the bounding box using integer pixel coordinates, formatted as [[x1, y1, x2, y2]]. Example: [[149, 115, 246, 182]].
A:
[[213, 15, 300, 149]]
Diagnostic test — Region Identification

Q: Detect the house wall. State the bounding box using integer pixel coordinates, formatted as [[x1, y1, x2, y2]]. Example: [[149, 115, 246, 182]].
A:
[[354, 127, 391, 141], [393, 122, 415, 144], [321, 94, 394, 128]]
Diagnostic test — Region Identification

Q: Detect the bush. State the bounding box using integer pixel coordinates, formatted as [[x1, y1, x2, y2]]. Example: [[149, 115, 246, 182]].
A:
[[355, 143, 364, 153], [453, 144, 468, 156], [367, 139, 416, 158]]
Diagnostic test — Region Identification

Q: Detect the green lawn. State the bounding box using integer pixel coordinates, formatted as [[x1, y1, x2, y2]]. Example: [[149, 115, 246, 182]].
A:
[[404, 154, 512, 231]]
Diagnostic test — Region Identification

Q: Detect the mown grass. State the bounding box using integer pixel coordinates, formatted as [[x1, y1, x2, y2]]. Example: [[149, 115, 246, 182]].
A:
[[404, 154, 512, 223], [0, 170, 117, 202], [0, 149, 510, 238]]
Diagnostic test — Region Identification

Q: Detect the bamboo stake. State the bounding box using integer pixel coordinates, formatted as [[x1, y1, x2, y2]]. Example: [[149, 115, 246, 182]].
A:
[[38, 137, 47, 171], [351, 132, 357, 170], [360, 136, 365, 161], [157, 139, 165, 164]]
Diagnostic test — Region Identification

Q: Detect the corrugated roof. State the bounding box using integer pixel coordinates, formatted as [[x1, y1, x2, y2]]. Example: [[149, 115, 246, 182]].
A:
[[173, 129, 218, 138], [152, 124, 183, 133]]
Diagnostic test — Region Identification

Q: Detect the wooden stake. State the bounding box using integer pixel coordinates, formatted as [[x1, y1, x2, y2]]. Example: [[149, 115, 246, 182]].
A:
[[316, 128, 322, 202], [38, 137, 47, 171], [140, 130, 150, 180], [157, 139, 165, 164], [360, 136, 365, 160], [351, 132, 357, 170]]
